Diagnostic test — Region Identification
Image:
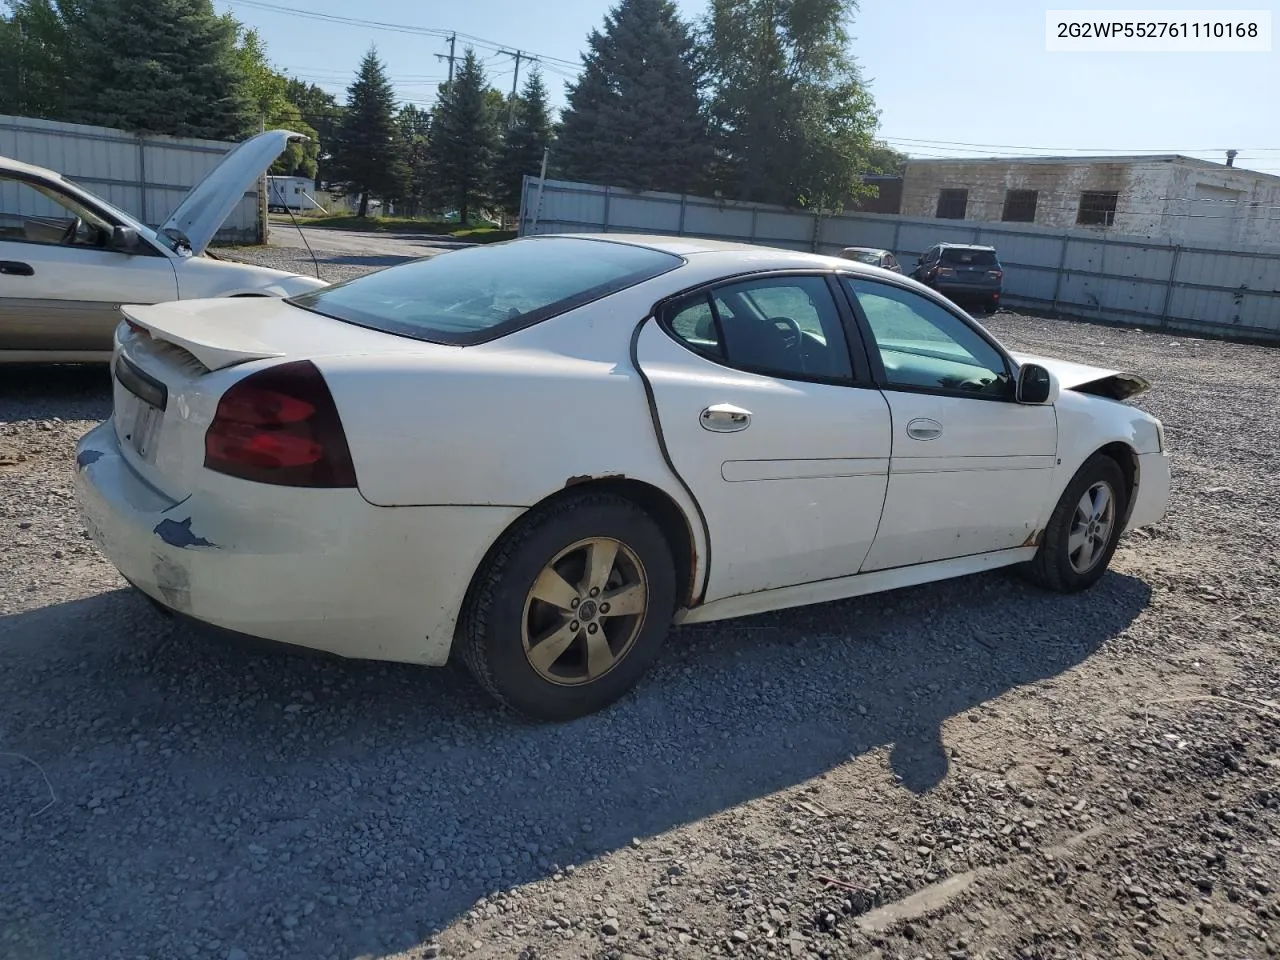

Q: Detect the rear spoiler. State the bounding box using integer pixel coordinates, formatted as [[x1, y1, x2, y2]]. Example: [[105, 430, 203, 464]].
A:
[[120, 302, 287, 372]]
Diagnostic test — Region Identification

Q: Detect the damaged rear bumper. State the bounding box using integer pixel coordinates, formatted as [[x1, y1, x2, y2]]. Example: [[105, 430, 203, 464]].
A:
[[73, 421, 522, 665]]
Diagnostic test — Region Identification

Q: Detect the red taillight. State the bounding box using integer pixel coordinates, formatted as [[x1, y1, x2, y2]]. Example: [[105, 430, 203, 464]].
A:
[[204, 360, 357, 487]]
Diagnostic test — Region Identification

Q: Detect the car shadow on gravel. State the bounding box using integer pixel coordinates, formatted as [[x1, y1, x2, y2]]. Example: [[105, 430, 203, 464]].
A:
[[0, 364, 112, 424], [0, 568, 1151, 959]]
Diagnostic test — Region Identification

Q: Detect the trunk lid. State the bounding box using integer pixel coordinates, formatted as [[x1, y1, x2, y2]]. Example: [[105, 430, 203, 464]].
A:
[[1011, 351, 1151, 401], [159, 129, 307, 256], [110, 297, 452, 500]]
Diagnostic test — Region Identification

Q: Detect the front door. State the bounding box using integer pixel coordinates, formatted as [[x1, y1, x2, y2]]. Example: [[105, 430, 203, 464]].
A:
[[634, 273, 892, 603], [0, 173, 177, 354], [840, 276, 1059, 572]]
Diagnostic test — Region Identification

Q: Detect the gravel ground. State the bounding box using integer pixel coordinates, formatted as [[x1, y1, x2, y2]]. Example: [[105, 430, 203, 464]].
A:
[[2, 270, 1278, 960]]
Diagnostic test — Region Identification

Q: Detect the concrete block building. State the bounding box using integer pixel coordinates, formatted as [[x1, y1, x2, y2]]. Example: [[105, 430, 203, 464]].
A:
[[900, 154, 1280, 248]]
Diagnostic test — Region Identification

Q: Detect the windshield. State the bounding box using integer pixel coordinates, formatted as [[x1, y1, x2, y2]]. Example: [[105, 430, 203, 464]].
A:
[[287, 237, 684, 344], [940, 248, 997, 267]]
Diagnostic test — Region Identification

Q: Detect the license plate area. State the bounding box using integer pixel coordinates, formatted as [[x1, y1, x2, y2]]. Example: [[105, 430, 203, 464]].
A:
[[114, 354, 168, 462]]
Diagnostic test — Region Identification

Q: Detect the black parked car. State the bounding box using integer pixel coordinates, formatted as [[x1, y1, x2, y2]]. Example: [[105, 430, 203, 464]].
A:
[[911, 243, 1003, 312]]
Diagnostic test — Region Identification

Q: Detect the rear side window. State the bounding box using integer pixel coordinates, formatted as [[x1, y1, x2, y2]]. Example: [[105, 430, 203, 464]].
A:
[[288, 237, 683, 345], [940, 248, 997, 267], [664, 276, 855, 383]]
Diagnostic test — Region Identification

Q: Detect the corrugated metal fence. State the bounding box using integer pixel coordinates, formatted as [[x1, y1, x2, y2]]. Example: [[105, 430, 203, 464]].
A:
[[1, 114, 263, 245], [519, 176, 1280, 342]]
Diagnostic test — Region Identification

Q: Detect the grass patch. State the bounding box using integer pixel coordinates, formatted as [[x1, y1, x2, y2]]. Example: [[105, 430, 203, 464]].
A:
[[274, 214, 514, 242]]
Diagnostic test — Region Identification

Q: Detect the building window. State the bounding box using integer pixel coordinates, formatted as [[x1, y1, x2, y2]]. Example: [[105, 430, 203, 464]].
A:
[[935, 189, 968, 220], [1001, 189, 1038, 223], [1077, 191, 1119, 226]]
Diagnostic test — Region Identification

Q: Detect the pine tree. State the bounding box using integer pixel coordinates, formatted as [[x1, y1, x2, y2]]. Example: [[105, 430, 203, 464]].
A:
[[66, 0, 253, 140], [333, 46, 407, 218], [0, 0, 83, 120], [396, 104, 432, 218], [556, 0, 710, 194], [494, 68, 552, 215], [703, 0, 879, 210], [423, 49, 499, 225]]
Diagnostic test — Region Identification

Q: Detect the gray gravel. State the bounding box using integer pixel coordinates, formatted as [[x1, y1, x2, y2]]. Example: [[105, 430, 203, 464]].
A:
[[2, 290, 1278, 960]]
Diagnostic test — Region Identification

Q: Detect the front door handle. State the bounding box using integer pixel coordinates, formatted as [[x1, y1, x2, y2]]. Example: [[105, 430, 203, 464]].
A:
[[700, 403, 752, 433], [906, 417, 943, 441], [0, 261, 34, 276]]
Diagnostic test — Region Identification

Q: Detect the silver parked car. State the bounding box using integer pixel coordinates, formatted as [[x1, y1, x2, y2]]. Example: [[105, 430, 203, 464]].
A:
[[837, 246, 903, 273]]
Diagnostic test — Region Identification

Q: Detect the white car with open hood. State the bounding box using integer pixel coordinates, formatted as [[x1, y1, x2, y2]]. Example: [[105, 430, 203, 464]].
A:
[[73, 234, 1171, 720], [0, 129, 327, 363]]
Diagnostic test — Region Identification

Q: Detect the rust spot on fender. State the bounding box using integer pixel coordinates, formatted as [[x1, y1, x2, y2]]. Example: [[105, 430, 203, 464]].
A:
[[564, 472, 625, 488]]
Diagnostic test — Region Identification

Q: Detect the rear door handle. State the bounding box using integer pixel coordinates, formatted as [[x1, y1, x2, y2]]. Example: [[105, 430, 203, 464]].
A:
[[906, 418, 943, 440], [700, 403, 752, 433], [0, 261, 34, 276]]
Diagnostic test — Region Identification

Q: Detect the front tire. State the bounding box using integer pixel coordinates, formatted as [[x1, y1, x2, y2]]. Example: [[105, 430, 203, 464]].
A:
[[1021, 454, 1128, 593], [458, 492, 677, 721]]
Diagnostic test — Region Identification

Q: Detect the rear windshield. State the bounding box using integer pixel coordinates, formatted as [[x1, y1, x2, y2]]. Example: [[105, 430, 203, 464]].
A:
[[287, 237, 683, 345], [940, 248, 997, 266]]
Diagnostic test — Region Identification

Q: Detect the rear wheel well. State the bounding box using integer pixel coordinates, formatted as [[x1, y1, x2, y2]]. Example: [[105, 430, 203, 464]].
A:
[[1097, 441, 1138, 523], [557, 478, 697, 607], [468, 479, 698, 612]]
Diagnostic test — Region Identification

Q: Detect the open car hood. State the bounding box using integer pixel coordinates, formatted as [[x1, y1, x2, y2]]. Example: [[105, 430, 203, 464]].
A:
[[1010, 352, 1151, 401], [159, 129, 307, 256]]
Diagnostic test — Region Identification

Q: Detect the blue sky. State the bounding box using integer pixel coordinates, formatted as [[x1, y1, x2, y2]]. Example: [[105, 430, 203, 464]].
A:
[[219, 0, 1280, 175]]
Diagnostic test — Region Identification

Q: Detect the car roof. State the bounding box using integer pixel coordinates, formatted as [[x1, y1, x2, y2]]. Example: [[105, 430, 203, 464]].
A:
[[842, 246, 889, 254], [548, 232, 778, 256], [514, 233, 916, 279], [937, 242, 997, 252]]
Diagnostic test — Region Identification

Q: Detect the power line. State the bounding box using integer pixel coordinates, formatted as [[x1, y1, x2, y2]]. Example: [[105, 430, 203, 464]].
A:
[[224, 0, 581, 69]]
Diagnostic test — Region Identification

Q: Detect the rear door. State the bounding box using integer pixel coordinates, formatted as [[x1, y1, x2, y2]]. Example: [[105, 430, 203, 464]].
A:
[[633, 272, 892, 603], [0, 173, 177, 354]]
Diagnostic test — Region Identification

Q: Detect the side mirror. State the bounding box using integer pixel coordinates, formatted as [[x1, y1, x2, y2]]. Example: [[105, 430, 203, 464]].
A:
[[1016, 363, 1058, 405], [109, 225, 141, 253]]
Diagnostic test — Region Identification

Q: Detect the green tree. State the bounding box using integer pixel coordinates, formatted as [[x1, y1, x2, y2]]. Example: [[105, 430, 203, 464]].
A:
[[233, 28, 318, 178], [556, 0, 710, 194], [423, 49, 499, 225], [285, 78, 343, 186], [865, 140, 908, 175], [494, 68, 553, 214], [703, 0, 879, 210], [0, 0, 84, 119], [395, 104, 431, 217], [332, 46, 407, 217], [65, 0, 253, 139]]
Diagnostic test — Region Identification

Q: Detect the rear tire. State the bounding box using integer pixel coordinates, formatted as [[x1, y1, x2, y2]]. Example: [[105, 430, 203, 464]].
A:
[[458, 492, 677, 721], [1020, 454, 1128, 593]]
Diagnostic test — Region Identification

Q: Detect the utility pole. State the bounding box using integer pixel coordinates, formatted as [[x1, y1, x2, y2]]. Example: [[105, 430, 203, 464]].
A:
[[499, 49, 537, 128], [435, 33, 457, 84]]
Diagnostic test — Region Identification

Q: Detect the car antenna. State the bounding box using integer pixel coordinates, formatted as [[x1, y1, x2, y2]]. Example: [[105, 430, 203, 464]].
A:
[[271, 179, 323, 281]]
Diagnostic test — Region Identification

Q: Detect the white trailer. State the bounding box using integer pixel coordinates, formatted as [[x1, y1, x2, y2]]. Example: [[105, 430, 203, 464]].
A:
[[266, 175, 325, 213]]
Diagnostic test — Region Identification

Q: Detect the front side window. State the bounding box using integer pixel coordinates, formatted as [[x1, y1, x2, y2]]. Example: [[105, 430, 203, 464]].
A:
[[289, 237, 683, 345], [0, 175, 114, 247], [845, 278, 1012, 399], [665, 275, 855, 382]]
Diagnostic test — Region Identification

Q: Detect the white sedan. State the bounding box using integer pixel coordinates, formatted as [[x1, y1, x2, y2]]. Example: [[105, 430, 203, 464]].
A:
[[0, 130, 327, 363], [74, 234, 1171, 720]]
